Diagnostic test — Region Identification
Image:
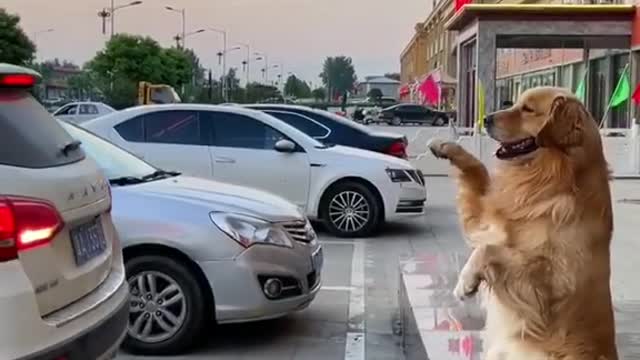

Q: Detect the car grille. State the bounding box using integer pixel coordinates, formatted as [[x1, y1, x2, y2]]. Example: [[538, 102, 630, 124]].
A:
[[406, 170, 425, 186], [282, 220, 316, 243]]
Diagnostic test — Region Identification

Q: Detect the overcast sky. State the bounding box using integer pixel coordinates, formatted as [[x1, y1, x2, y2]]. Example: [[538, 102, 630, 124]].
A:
[[5, 0, 427, 85]]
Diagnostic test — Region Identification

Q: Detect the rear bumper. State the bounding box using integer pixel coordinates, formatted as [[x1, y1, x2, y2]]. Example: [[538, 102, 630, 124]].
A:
[[23, 283, 129, 360]]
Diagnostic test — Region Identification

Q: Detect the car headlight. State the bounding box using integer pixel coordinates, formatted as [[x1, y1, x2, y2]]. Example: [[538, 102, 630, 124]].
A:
[[210, 212, 293, 248], [386, 168, 412, 182]]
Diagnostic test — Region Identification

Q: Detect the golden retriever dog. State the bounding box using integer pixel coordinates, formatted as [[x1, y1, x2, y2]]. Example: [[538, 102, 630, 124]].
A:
[[428, 86, 617, 360]]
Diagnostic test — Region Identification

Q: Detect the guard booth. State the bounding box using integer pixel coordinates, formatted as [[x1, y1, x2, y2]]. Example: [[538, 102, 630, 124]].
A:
[[443, 4, 640, 175]]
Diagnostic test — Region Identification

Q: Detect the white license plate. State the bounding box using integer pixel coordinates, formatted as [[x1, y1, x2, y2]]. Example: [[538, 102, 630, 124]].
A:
[[70, 217, 107, 266], [312, 246, 324, 273]]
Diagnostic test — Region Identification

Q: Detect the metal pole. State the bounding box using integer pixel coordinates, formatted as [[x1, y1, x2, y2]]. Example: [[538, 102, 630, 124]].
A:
[[223, 31, 227, 102], [265, 55, 269, 84], [181, 9, 186, 49], [246, 45, 250, 86], [110, 0, 115, 38]]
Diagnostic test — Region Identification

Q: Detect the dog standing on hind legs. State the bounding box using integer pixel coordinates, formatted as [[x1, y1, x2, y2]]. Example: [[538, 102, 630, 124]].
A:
[[428, 87, 618, 360]]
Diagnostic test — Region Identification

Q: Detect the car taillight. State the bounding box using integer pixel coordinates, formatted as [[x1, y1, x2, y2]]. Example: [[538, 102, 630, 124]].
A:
[[0, 196, 64, 262], [386, 141, 408, 159], [0, 74, 37, 88]]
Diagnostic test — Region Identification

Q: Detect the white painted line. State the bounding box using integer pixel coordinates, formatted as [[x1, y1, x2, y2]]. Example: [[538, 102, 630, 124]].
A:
[[322, 286, 354, 292], [321, 240, 355, 246], [344, 239, 366, 360], [344, 332, 365, 360]]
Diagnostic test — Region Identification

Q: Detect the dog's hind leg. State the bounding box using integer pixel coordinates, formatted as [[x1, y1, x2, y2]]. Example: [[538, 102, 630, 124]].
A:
[[428, 139, 491, 246]]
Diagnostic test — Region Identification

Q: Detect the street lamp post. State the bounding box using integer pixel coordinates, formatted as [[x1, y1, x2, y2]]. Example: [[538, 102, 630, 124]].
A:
[[208, 28, 227, 101], [254, 52, 268, 84], [165, 6, 186, 48], [110, 0, 143, 38], [236, 43, 250, 86]]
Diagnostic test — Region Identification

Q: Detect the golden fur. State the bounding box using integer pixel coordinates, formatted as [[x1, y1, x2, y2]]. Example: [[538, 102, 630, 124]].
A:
[[428, 86, 617, 359]]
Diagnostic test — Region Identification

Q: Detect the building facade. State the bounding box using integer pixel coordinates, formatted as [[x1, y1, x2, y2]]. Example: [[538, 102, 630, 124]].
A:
[[400, 0, 636, 128]]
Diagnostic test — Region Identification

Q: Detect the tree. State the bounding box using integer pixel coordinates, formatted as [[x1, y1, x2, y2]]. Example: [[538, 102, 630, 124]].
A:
[[68, 72, 100, 101], [311, 88, 326, 102], [319, 56, 357, 102], [246, 82, 281, 103], [222, 68, 244, 103], [284, 75, 311, 98], [86, 34, 194, 109], [367, 88, 384, 103], [0, 9, 36, 65], [384, 73, 401, 81]]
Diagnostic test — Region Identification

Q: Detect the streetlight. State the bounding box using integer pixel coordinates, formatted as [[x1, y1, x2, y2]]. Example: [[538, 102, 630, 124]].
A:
[[109, 0, 142, 38], [207, 28, 229, 101], [165, 5, 186, 48], [173, 28, 205, 47], [235, 43, 250, 86], [254, 52, 268, 83]]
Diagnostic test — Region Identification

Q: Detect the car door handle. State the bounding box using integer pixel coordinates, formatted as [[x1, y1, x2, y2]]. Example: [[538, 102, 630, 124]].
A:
[[215, 157, 236, 164]]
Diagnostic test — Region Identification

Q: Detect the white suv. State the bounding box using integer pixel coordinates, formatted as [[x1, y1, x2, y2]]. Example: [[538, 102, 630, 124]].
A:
[[0, 64, 128, 359], [82, 104, 427, 237]]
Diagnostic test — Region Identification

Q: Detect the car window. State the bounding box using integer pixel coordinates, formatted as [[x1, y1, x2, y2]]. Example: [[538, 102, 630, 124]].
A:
[[305, 109, 373, 135], [204, 111, 287, 150], [55, 104, 78, 116], [265, 111, 329, 138], [115, 116, 144, 142], [59, 121, 157, 180], [0, 89, 85, 168], [144, 110, 202, 145], [79, 104, 99, 115]]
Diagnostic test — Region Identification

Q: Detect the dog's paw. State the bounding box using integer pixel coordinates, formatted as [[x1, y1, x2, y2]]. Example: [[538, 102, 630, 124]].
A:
[[453, 271, 480, 301], [427, 138, 461, 160]]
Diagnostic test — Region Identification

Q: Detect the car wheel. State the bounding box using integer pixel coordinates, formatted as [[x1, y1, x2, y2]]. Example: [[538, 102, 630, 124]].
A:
[[391, 116, 402, 126], [434, 117, 447, 126], [123, 255, 209, 355], [321, 181, 382, 238]]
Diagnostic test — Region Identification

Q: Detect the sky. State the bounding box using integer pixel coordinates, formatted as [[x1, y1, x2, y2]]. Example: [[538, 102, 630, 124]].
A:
[[4, 0, 428, 86]]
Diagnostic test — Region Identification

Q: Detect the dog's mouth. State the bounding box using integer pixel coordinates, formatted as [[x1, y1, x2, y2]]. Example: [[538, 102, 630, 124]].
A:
[[495, 137, 538, 160]]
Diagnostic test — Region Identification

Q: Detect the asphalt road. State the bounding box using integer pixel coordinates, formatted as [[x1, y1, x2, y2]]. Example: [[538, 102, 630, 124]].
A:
[[116, 176, 466, 360]]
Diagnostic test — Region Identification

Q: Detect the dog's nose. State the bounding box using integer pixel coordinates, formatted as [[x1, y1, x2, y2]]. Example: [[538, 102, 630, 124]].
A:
[[484, 114, 495, 128]]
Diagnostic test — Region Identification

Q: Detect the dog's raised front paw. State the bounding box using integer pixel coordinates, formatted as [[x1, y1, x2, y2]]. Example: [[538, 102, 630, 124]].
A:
[[453, 271, 480, 301], [428, 138, 461, 160]]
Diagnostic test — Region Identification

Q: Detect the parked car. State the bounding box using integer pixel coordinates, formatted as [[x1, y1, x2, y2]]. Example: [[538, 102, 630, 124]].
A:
[[379, 104, 450, 126], [246, 104, 409, 159], [0, 64, 128, 359], [59, 120, 323, 355], [53, 101, 116, 124], [81, 104, 426, 237]]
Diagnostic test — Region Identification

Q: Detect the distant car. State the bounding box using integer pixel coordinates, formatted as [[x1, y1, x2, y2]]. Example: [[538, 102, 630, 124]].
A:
[[0, 63, 128, 359], [53, 101, 116, 124], [59, 120, 323, 355], [246, 104, 409, 159], [379, 104, 449, 126], [81, 104, 426, 237]]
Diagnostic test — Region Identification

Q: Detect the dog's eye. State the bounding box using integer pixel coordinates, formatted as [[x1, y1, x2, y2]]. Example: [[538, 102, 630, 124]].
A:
[[522, 105, 535, 113]]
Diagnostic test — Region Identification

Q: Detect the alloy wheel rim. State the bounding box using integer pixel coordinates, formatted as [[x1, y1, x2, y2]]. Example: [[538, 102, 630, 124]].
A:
[[328, 191, 370, 233], [127, 271, 187, 343]]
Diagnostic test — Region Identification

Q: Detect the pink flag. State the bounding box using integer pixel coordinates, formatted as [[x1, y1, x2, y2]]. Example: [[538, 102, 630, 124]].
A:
[[418, 75, 439, 106]]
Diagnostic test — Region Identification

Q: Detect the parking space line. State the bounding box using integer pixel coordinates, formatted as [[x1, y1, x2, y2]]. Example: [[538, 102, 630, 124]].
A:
[[320, 240, 355, 246], [322, 286, 354, 292], [344, 239, 365, 360]]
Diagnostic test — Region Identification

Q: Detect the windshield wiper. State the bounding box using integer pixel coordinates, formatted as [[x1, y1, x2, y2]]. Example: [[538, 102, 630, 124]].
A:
[[109, 176, 145, 186], [141, 169, 181, 181]]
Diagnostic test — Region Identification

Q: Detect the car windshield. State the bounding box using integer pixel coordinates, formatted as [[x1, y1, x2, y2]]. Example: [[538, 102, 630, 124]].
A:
[[58, 121, 177, 185]]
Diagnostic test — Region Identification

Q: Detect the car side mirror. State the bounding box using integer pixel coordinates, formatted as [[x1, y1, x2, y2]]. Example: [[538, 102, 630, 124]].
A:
[[274, 139, 296, 153]]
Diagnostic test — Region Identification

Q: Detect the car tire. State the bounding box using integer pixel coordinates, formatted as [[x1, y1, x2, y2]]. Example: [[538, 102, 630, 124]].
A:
[[434, 116, 447, 126], [391, 116, 402, 126], [321, 181, 382, 238], [123, 255, 209, 355]]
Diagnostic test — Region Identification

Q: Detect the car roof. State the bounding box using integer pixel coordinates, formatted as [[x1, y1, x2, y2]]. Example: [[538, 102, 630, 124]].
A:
[[0, 63, 41, 78], [244, 104, 315, 111]]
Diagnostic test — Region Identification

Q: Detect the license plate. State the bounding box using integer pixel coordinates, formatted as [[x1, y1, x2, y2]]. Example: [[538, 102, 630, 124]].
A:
[[70, 217, 107, 266], [312, 246, 324, 273]]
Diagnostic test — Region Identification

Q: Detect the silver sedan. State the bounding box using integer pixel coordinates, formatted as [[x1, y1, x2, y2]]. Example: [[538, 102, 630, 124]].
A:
[[60, 121, 323, 356]]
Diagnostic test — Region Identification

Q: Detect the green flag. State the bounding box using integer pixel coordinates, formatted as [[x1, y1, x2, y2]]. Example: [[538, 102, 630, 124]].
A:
[[610, 66, 630, 108], [575, 75, 585, 102]]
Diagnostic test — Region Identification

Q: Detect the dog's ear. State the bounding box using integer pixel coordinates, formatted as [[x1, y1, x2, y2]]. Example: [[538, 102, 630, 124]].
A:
[[536, 95, 585, 148]]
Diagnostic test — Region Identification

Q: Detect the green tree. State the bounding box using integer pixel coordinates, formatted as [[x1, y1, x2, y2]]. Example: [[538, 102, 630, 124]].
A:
[[367, 88, 384, 103], [86, 34, 194, 109], [311, 88, 326, 102], [222, 68, 245, 103], [68, 72, 100, 101], [0, 9, 36, 65], [319, 56, 357, 102], [284, 75, 311, 98], [246, 82, 281, 103]]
